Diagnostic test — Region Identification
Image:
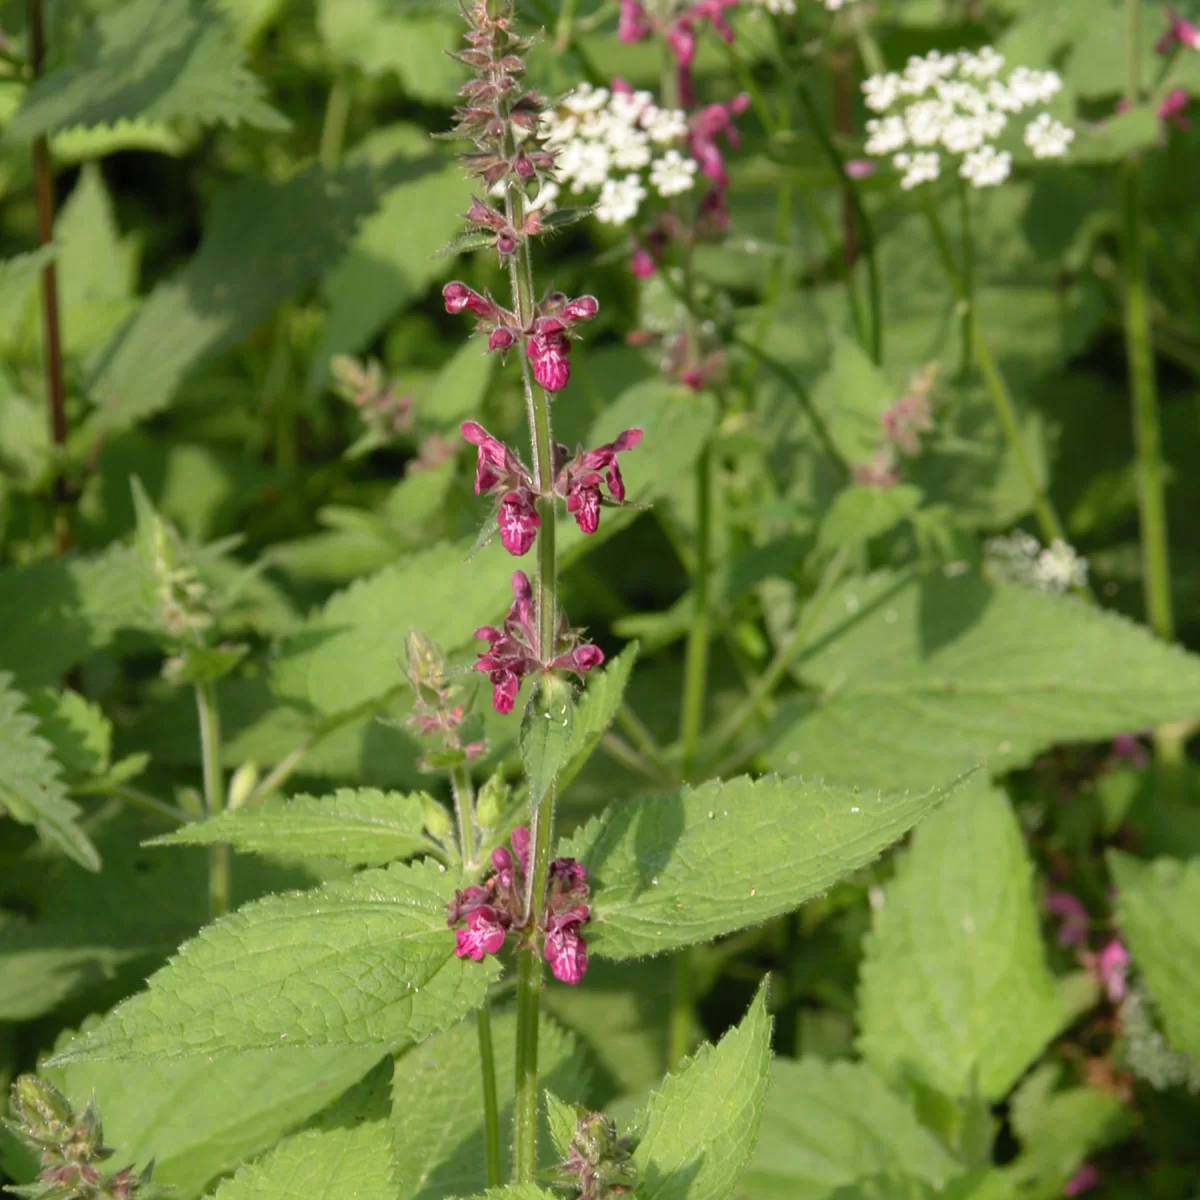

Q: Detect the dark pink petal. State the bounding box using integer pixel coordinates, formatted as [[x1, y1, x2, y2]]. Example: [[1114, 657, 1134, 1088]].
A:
[[545, 923, 588, 984], [512, 571, 533, 601], [488, 327, 517, 353], [562, 295, 599, 322], [572, 643, 605, 671], [492, 670, 521, 714], [618, 0, 652, 42], [1064, 1164, 1100, 1196], [474, 625, 503, 643], [443, 281, 495, 318], [498, 491, 540, 556], [527, 331, 572, 392], [630, 246, 657, 278], [1097, 939, 1129, 1003], [666, 19, 696, 67], [492, 846, 513, 873], [567, 483, 602, 534], [455, 907, 507, 960], [1045, 891, 1089, 947], [549, 858, 588, 887], [611, 428, 643, 453]]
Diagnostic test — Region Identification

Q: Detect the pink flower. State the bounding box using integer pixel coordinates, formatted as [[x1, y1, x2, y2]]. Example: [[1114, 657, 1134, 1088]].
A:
[[510, 825, 532, 880], [1156, 6, 1200, 53], [498, 489, 540, 556], [1064, 1164, 1100, 1196], [845, 158, 876, 179], [1096, 939, 1129, 1003], [618, 0, 652, 42], [544, 908, 590, 985], [555, 428, 643, 535], [527, 328, 572, 391], [1112, 732, 1148, 767], [630, 246, 657, 278], [1159, 87, 1191, 129], [1045, 891, 1090, 948], [443, 281, 498, 318], [454, 906, 507, 960], [689, 95, 750, 187], [460, 420, 510, 493]]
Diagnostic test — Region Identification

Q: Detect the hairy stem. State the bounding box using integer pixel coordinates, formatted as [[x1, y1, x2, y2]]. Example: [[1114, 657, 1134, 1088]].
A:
[[450, 763, 476, 872], [679, 443, 712, 781], [922, 202, 1069, 550], [195, 682, 230, 919], [477, 1000, 503, 1188], [26, 0, 70, 553]]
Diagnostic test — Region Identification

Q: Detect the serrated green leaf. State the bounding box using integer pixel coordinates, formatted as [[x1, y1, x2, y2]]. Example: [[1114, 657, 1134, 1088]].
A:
[[208, 1070, 398, 1200], [560, 772, 969, 959], [87, 158, 417, 433], [308, 128, 472, 394], [148, 788, 430, 866], [1071, 107, 1162, 162], [815, 336, 894, 464], [818, 485, 923, 553], [460, 1188, 558, 1200], [46, 1036, 384, 1200], [6, 0, 286, 142], [48, 859, 497, 1064], [0, 247, 54, 334], [557, 643, 638, 794], [737, 1058, 961, 1199], [631, 982, 771, 1200], [0, 673, 100, 872], [543, 1091, 579, 1162], [271, 541, 514, 718], [858, 779, 1068, 1100], [1110, 852, 1200, 1060], [766, 569, 1200, 790], [25, 688, 112, 784], [521, 679, 574, 808], [392, 1011, 589, 1198]]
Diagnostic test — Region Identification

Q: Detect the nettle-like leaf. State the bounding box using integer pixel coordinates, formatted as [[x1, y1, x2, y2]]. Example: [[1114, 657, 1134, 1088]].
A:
[[271, 541, 514, 718], [25, 688, 112, 785], [766, 569, 1200, 790], [6, 0, 286, 142], [48, 859, 497, 1064], [208, 1065, 398, 1200], [520, 679, 574, 808], [87, 157, 432, 433], [817, 485, 923, 554], [0, 672, 100, 872], [46, 1037, 384, 1200], [148, 788, 431, 867], [460, 1188, 559, 1200], [557, 643, 638, 794], [857, 779, 1069, 1100], [738, 1058, 961, 1199], [392, 1011, 589, 1197], [1110, 852, 1200, 1059], [631, 982, 772, 1200], [561, 772, 969, 959]]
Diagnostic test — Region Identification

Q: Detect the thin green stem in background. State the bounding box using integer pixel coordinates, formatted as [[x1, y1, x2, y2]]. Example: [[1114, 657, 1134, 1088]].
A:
[[26, 0, 71, 554], [476, 1000, 502, 1188], [450, 763, 477, 872], [921, 201, 1069, 551], [195, 682, 230, 920], [319, 76, 351, 171], [667, 950, 694, 1071], [679, 442, 713, 781], [956, 177, 975, 383]]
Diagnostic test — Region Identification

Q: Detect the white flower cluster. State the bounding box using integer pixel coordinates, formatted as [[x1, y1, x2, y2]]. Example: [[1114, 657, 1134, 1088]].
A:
[[863, 48, 1074, 189], [1121, 988, 1200, 1095], [985, 531, 1089, 594], [540, 84, 694, 225], [748, 0, 858, 12]]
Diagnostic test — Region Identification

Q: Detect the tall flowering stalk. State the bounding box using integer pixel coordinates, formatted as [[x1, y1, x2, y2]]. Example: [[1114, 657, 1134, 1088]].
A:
[[441, 0, 640, 1180]]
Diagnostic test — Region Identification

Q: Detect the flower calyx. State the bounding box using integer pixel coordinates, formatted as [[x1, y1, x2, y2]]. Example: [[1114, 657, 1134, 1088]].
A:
[[473, 571, 604, 713], [557, 1109, 637, 1199], [447, 824, 592, 984], [553, 428, 644, 534], [403, 629, 487, 770]]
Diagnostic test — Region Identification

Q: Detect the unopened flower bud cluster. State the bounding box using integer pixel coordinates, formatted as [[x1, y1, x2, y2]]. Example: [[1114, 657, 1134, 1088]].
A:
[[539, 83, 695, 224], [863, 48, 1074, 189], [984, 531, 1089, 594]]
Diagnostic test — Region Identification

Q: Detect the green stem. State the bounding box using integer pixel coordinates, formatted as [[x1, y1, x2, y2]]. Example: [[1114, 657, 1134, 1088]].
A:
[[553, 0, 580, 51], [513, 788, 554, 1182], [679, 443, 712, 781], [195, 682, 230, 919], [26, 0, 70, 554], [477, 1000, 503, 1188], [957, 178, 974, 384], [922, 202, 1068, 549], [450, 763, 476, 870], [319, 76, 351, 171], [107, 785, 193, 825], [667, 951, 694, 1071]]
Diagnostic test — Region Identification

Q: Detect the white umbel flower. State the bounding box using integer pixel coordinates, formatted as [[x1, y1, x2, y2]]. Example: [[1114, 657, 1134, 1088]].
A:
[[861, 48, 1072, 190], [596, 174, 648, 225], [985, 531, 1088, 594], [540, 84, 693, 226], [1024, 112, 1075, 159], [649, 150, 698, 197]]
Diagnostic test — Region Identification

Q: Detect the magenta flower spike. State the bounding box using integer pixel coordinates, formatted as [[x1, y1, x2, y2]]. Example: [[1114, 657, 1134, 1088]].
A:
[[1156, 6, 1200, 53]]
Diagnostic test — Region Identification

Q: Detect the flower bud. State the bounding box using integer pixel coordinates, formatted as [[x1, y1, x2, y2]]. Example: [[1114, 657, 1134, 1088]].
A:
[[488, 327, 517, 353], [420, 792, 453, 841], [10, 1075, 74, 1149], [228, 761, 259, 810], [513, 154, 535, 178], [496, 233, 517, 255], [475, 773, 510, 828]]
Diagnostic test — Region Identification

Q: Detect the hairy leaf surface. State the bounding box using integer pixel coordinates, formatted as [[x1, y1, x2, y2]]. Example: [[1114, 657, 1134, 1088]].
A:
[[631, 983, 772, 1200], [7, 0, 286, 141], [148, 788, 430, 866], [767, 570, 1200, 789], [858, 780, 1067, 1099], [561, 772, 969, 958], [49, 859, 496, 1063]]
